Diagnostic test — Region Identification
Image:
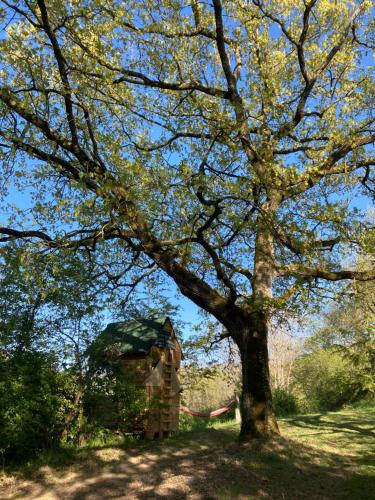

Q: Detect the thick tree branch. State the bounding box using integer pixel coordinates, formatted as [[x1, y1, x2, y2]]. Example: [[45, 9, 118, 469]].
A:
[[0, 227, 53, 243], [212, 0, 236, 95], [114, 70, 230, 99], [0, 225, 123, 249], [286, 137, 375, 197], [274, 228, 342, 255], [36, 0, 79, 144], [277, 265, 375, 282]]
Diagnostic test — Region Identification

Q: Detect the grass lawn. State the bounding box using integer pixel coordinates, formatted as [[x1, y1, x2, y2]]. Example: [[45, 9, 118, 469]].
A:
[[1, 401, 374, 499]]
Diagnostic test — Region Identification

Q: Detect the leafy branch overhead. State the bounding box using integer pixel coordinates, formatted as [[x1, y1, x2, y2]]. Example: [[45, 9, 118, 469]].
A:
[[0, 0, 373, 313]]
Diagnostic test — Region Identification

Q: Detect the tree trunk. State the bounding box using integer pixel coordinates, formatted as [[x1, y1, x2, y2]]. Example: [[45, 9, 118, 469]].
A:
[[231, 204, 280, 440], [61, 385, 84, 442], [234, 313, 279, 441]]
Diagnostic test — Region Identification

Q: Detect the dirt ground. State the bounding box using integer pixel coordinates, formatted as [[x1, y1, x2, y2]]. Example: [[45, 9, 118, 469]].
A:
[[0, 410, 374, 500], [2, 433, 358, 500]]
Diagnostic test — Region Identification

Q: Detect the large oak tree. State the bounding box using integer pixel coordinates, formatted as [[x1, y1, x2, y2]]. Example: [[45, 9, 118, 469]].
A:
[[0, 0, 374, 440]]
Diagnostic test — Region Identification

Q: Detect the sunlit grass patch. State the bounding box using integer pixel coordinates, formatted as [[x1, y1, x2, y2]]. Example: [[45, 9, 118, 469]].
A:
[[1, 401, 374, 499]]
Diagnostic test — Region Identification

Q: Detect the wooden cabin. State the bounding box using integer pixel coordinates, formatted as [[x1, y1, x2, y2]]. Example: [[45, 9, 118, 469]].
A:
[[97, 317, 183, 438]]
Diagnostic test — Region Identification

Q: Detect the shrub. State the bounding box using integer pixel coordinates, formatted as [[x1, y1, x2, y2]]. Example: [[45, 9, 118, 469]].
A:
[[0, 351, 72, 461], [84, 368, 148, 434], [272, 387, 299, 416], [292, 349, 361, 412]]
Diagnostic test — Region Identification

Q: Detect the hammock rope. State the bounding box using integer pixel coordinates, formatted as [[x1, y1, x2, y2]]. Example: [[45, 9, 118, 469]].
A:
[[180, 399, 236, 418]]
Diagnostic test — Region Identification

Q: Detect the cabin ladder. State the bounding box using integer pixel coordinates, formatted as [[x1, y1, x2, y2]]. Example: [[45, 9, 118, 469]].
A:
[[161, 351, 173, 432]]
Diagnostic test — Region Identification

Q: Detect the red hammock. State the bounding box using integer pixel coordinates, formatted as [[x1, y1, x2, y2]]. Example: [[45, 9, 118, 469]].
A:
[[180, 399, 236, 418]]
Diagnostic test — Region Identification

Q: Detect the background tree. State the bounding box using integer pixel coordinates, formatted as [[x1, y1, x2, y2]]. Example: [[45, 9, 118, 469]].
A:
[[0, 243, 108, 452], [306, 267, 375, 399], [269, 323, 303, 392], [0, 0, 374, 440]]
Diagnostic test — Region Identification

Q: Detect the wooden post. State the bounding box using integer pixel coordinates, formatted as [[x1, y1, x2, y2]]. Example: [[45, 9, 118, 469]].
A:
[[235, 394, 241, 423]]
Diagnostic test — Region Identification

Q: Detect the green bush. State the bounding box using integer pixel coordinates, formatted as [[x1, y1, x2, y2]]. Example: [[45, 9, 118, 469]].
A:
[[0, 351, 72, 461], [272, 387, 299, 416], [178, 412, 211, 431], [84, 368, 148, 434], [292, 349, 362, 412]]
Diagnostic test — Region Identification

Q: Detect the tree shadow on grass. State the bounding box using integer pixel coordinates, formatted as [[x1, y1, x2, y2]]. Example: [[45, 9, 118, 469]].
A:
[[285, 411, 375, 439], [3, 422, 373, 500]]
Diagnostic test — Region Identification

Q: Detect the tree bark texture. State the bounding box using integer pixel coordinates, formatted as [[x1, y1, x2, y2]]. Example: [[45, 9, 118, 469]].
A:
[[235, 314, 279, 441], [233, 216, 279, 440]]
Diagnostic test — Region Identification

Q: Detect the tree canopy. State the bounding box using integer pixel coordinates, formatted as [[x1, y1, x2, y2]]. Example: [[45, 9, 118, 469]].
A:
[[0, 0, 374, 440]]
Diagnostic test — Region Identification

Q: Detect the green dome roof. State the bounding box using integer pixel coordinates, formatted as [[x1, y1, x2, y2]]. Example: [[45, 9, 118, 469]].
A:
[[91, 317, 176, 358]]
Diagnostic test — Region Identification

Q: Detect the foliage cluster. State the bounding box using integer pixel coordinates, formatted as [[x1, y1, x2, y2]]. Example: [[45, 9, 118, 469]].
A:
[[292, 349, 364, 412], [0, 344, 150, 463], [0, 349, 88, 462], [0, 245, 152, 463], [184, 276, 374, 417], [83, 364, 149, 436]]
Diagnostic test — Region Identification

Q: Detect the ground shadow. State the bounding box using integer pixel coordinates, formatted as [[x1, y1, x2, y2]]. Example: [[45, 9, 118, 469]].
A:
[[285, 412, 375, 439], [3, 416, 374, 500]]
